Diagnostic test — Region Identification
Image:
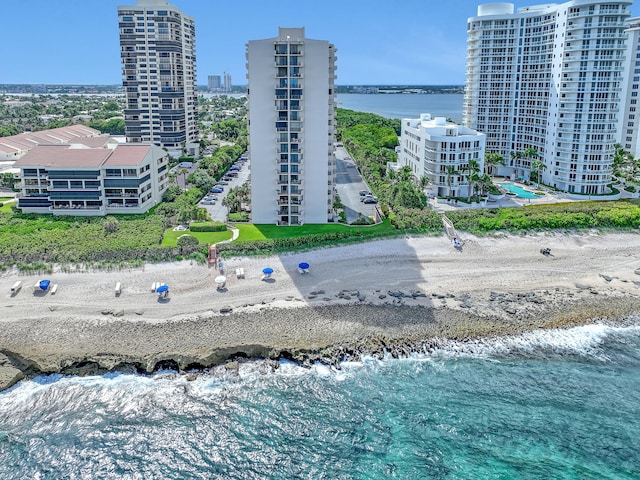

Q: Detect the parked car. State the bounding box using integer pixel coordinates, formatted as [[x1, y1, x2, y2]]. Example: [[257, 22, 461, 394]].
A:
[[363, 196, 378, 204], [230, 165, 240, 171], [359, 190, 370, 196], [201, 200, 215, 205], [217, 180, 229, 185], [211, 187, 223, 193]]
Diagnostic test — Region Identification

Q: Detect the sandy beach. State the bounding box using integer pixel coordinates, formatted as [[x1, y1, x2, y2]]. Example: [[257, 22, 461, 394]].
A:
[[2, 231, 640, 390]]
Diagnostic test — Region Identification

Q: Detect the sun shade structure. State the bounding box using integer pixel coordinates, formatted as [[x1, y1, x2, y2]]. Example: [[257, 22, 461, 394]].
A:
[[262, 268, 274, 275], [214, 276, 227, 285], [298, 263, 309, 270], [39, 280, 51, 291], [156, 284, 169, 293]]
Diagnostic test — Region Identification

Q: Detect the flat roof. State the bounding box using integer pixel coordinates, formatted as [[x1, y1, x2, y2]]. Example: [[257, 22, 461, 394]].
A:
[[103, 145, 152, 167], [15, 145, 112, 168]]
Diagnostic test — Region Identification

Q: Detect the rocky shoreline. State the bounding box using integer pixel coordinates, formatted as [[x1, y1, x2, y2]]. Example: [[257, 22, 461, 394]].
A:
[[2, 295, 640, 393]]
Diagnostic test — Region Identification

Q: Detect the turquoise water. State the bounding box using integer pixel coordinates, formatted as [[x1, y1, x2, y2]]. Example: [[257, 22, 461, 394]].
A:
[[500, 182, 541, 199], [1, 324, 639, 479], [336, 93, 464, 122]]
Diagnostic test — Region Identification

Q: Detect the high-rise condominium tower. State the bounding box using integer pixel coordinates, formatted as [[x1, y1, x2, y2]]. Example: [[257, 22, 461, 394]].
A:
[[246, 27, 337, 225], [621, 18, 640, 156], [464, 1, 630, 195], [118, 0, 199, 157]]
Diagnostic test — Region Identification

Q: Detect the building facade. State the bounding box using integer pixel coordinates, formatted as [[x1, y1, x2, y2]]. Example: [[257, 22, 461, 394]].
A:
[[208, 75, 222, 91], [246, 27, 337, 225], [117, 0, 199, 158], [15, 143, 169, 216], [0, 125, 102, 161], [464, 1, 631, 195], [223, 72, 232, 92], [621, 18, 640, 155], [398, 114, 486, 198]]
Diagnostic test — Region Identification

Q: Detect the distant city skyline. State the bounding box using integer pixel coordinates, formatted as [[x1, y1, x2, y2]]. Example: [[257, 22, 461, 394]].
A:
[[6, 0, 640, 86]]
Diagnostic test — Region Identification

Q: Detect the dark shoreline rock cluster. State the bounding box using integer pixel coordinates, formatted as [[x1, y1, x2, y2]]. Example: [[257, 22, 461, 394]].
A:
[[2, 297, 640, 393]]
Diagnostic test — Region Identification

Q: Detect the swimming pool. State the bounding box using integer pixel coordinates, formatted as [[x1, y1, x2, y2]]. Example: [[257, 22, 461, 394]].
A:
[[499, 183, 541, 199]]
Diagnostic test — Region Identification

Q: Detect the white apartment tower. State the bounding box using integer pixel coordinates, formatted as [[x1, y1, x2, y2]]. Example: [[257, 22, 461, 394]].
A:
[[464, 1, 631, 195], [224, 72, 232, 92], [118, 0, 199, 158], [246, 27, 337, 225], [621, 18, 640, 155], [399, 114, 486, 198]]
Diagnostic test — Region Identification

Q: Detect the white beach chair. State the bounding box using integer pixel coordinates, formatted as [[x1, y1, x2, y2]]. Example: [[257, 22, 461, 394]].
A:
[[151, 282, 158, 293], [115, 282, 122, 296], [236, 268, 245, 279], [10, 281, 22, 295], [51, 284, 58, 295]]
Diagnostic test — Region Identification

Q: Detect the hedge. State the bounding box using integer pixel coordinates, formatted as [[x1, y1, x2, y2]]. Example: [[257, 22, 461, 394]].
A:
[[189, 221, 226, 232]]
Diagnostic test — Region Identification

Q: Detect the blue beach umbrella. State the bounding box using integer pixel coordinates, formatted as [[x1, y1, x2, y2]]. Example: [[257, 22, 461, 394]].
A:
[[298, 262, 309, 270], [262, 267, 274, 275], [156, 284, 169, 293], [39, 279, 51, 291]]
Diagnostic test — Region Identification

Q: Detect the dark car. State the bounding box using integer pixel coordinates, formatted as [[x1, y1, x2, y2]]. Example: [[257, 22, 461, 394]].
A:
[[211, 187, 223, 193], [359, 190, 370, 196], [230, 165, 240, 171], [363, 196, 378, 204]]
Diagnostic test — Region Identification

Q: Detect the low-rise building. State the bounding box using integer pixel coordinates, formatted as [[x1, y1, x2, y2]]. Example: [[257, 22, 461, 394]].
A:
[[0, 125, 102, 161], [398, 113, 486, 198], [14, 143, 169, 215]]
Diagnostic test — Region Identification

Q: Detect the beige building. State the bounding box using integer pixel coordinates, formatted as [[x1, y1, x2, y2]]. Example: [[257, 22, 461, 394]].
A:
[[15, 143, 170, 215]]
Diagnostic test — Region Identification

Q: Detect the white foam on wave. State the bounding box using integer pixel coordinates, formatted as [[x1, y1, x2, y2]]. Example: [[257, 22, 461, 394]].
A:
[[2, 324, 638, 405], [420, 323, 640, 361]]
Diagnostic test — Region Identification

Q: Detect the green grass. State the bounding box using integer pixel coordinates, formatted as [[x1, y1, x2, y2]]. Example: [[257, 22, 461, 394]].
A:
[[162, 228, 233, 246], [0, 199, 15, 214], [235, 221, 396, 241]]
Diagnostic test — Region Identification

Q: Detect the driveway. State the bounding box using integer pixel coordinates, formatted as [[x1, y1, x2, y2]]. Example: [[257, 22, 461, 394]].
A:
[[334, 146, 378, 223], [200, 160, 250, 222]]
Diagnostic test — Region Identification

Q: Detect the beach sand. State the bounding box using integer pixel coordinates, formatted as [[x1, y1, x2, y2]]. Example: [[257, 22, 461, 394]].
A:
[[1, 232, 640, 389]]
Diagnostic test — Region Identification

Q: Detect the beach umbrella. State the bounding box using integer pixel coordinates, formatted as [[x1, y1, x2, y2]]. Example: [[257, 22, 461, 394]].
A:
[[156, 284, 169, 293], [298, 262, 309, 270], [214, 275, 227, 285], [262, 267, 274, 275], [39, 279, 51, 291]]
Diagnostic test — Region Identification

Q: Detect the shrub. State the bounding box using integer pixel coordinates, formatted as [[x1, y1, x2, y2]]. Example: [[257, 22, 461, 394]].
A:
[[177, 234, 200, 254], [189, 221, 227, 232], [228, 212, 249, 222], [625, 185, 637, 193]]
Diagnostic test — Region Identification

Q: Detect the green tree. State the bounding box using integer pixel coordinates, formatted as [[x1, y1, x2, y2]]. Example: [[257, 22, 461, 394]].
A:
[[446, 165, 458, 198], [531, 159, 547, 188], [484, 151, 505, 176]]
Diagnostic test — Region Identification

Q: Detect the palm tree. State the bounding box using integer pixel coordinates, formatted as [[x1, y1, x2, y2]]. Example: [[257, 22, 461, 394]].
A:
[[523, 147, 539, 182], [466, 159, 481, 201], [484, 152, 505, 176], [531, 159, 547, 188], [509, 151, 522, 180], [420, 175, 430, 191], [445, 165, 458, 199]]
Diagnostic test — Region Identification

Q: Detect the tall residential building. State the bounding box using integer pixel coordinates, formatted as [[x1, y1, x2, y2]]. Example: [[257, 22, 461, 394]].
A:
[[117, 0, 199, 158], [464, 1, 630, 195], [208, 74, 222, 91], [223, 72, 232, 92], [246, 27, 337, 225], [398, 114, 486, 198], [621, 18, 640, 155]]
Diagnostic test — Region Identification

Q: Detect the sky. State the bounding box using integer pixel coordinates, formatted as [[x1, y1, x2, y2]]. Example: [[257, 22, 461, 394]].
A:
[[3, 0, 640, 86]]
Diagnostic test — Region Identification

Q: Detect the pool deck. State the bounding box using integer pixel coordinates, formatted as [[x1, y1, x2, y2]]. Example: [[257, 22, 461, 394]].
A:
[[428, 178, 578, 213]]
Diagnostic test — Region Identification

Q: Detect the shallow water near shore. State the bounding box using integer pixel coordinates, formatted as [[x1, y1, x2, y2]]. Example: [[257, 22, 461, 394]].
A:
[[1, 324, 639, 479]]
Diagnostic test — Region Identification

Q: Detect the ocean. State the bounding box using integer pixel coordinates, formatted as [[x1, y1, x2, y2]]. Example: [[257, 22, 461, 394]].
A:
[[336, 93, 464, 122], [1, 324, 639, 479]]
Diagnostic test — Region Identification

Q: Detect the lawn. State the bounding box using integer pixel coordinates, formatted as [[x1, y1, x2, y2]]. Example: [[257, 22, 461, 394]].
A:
[[0, 198, 15, 214], [235, 219, 396, 241], [162, 228, 233, 246]]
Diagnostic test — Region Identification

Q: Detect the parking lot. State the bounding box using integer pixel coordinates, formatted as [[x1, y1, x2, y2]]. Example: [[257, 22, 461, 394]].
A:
[[199, 158, 250, 222], [334, 145, 378, 223]]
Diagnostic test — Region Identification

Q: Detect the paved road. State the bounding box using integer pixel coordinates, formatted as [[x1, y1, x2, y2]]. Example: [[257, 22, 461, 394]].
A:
[[199, 160, 250, 222], [334, 146, 377, 223]]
